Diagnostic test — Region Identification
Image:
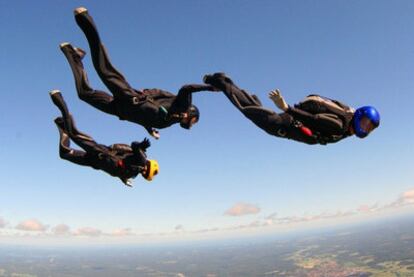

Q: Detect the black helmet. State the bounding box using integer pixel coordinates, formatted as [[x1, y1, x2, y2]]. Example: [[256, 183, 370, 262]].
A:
[[180, 105, 200, 129]]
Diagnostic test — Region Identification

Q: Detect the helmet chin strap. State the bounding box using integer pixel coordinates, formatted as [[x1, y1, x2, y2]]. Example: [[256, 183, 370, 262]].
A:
[[141, 164, 148, 175], [348, 124, 355, 135]]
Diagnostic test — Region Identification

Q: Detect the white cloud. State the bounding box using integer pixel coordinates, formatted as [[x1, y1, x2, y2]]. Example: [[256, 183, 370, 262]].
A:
[[73, 227, 102, 237], [369, 188, 414, 211], [191, 227, 219, 234], [52, 224, 71, 236], [228, 220, 264, 230], [265, 213, 277, 220], [222, 209, 359, 232], [224, 202, 261, 217], [175, 225, 184, 231], [16, 219, 48, 232], [358, 204, 379, 213], [401, 189, 414, 204], [0, 218, 6, 228], [110, 228, 134, 237]]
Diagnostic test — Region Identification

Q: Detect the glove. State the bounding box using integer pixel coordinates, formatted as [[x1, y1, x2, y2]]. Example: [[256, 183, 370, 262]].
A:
[[140, 138, 151, 150], [269, 89, 289, 111]]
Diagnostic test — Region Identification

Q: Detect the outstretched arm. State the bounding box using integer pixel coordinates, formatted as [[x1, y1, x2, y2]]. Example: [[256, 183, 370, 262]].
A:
[[178, 84, 219, 95], [172, 84, 219, 112], [269, 89, 289, 111]]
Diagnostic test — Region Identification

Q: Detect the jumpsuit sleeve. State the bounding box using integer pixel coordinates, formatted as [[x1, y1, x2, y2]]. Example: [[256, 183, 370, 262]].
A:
[[287, 106, 344, 134], [171, 84, 217, 113]]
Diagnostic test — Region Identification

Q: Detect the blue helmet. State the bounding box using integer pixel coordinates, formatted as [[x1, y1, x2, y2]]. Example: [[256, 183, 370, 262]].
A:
[[353, 106, 380, 138]]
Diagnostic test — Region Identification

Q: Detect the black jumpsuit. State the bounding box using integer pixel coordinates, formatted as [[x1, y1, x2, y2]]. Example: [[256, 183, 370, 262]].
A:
[[61, 10, 216, 135], [204, 73, 354, 145], [51, 92, 150, 184]]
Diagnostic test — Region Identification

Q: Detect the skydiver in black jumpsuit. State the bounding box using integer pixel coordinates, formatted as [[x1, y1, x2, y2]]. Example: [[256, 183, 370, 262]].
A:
[[203, 73, 380, 145], [50, 90, 159, 186], [60, 7, 218, 139]]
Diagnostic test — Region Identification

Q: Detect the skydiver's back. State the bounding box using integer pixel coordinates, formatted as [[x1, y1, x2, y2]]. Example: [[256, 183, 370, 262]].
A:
[[295, 94, 354, 118]]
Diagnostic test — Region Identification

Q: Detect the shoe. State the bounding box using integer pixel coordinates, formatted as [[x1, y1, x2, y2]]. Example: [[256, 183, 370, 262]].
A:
[[49, 89, 64, 109], [49, 89, 61, 96], [60, 42, 86, 60], [74, 7, 88, 16], [59, 42, 70, 48], [74, 47, 86, 59]]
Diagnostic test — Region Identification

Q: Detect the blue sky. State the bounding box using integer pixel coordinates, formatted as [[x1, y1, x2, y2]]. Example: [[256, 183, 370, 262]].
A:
[[0, 0, 413, 244]]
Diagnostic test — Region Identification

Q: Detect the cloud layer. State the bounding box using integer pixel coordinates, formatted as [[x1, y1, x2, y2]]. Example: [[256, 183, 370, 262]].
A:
[[110, 228, 134, 237], [174, 225, 184, 231], [1, 188, 413, 240], [73, 227, 102, 237], [0, 218, 6, 228]]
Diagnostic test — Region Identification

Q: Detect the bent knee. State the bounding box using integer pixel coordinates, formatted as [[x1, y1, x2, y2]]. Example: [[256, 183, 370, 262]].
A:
[[59, 147, 74, 158], [59, 150, 69, 160], [78, 89, 94, 100]]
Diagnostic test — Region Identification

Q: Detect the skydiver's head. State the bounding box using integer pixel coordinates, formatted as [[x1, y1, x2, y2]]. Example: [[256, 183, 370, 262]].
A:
[[351, 106, 380, 138], [180, 105, 200, 129], [142, 160, 159, 181]]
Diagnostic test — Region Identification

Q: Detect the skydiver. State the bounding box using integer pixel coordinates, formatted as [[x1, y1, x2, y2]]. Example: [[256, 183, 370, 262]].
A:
[[50, 90, 159, 187], [203, 73, 380, 145], [60, 7, 218, 140]]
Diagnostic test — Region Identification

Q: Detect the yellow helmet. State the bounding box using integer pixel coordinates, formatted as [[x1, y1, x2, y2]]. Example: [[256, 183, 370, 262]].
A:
[[142, 160, 159, 181]]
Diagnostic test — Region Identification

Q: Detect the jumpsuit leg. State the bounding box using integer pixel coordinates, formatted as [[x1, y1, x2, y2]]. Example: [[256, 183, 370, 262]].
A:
[[60, 43, 118, 116], [204, 73, 288, 135], [50, 90, 93, 141], [204, 73, 262, 109], [50, 92, 107, 153], [54, 117, 91, 166], [74, 9, 137, 100]]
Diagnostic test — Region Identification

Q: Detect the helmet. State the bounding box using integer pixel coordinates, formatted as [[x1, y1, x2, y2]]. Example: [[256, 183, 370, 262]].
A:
[[142, 160, 159, 181], [353, 106, 380, 138], [180, 105, 200, 129]]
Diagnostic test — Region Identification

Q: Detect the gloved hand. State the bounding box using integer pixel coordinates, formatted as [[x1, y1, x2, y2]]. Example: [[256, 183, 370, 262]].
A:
[[269, 89, 289, 111], [124, 178, 133, 187], [150, 129, 160, 140], [140, 138, 151, 149]]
